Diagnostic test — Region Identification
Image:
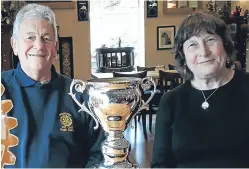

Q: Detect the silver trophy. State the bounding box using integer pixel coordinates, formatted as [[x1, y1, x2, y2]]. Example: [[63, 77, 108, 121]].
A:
[[69, 77, 156, 168]]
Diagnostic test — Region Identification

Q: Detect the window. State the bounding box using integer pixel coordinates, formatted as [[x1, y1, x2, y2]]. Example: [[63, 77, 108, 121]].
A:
[[90, 0, 145, 73]]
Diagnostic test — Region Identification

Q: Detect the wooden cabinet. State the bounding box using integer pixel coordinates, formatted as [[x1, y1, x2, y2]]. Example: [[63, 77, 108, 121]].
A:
[[1, 24, 14, 72]]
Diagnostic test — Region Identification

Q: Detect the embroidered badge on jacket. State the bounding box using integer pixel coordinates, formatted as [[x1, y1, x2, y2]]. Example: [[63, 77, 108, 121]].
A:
[[59, 112, 74, 132]]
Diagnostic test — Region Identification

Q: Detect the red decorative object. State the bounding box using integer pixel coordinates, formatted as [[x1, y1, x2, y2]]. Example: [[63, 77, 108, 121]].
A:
[[231, 6, 242, 17]]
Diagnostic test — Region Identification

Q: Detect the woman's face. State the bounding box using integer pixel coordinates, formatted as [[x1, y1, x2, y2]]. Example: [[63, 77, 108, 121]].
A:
[[183, 31, 228, 78]]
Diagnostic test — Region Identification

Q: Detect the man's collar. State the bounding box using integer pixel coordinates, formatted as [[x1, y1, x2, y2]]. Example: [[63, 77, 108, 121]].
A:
[[14, 63, 57, 87]]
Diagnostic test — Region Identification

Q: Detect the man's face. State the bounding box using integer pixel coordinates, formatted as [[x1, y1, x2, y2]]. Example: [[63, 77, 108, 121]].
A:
[[11, 19, 57, 72]]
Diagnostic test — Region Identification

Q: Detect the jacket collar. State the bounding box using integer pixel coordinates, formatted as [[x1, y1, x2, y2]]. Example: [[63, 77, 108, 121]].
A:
[[14, 63, 58, 87]]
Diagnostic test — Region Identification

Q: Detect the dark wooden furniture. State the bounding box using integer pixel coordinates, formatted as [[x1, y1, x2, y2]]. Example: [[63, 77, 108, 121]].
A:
[[221, 16, 248, 71], [96, 47, 135, 73], [137, 66, 156, 71], [221, 8, 248, 71], [158, 70, 183, 93], [168, 64, 176, 70], [99, 66, 134, 73]]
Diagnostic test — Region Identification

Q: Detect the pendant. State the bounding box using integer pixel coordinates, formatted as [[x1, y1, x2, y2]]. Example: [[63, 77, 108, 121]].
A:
[[201, 101, 209, 110]]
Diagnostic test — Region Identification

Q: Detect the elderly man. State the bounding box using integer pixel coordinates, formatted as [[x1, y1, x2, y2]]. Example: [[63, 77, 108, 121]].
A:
[[1, 3, 105, 168]]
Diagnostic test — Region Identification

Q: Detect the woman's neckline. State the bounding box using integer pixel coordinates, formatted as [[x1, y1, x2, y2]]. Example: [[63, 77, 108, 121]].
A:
[[189, 69, 236, 91]]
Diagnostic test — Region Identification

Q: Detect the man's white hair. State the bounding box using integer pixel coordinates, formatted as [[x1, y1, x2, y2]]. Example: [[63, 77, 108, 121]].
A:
[[12, 3, 58, 42]]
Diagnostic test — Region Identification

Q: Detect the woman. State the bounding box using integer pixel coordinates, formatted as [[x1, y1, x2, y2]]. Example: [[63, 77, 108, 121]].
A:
[[151, 12, 249, 168]]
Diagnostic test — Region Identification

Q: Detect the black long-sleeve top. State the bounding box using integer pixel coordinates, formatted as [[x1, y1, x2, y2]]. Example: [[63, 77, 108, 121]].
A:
[[151, 70, 249, 168]]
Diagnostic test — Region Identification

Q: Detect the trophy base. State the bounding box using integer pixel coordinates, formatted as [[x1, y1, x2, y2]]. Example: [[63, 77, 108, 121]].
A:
[[92, 131, 139, 169], [93, 161, 138, 168]]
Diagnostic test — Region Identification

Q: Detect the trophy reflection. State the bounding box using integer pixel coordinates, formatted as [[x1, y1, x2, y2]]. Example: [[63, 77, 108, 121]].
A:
[[69, 77, 156, 168]]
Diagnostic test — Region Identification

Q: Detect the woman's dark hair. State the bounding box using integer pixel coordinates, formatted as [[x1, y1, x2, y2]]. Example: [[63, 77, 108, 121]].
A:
[[174, 11, 236, 80]]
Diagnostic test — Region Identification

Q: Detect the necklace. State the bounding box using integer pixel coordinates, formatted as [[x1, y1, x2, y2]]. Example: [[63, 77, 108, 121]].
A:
[[200, 76, 227, 110], [201, 88, 219, 110]]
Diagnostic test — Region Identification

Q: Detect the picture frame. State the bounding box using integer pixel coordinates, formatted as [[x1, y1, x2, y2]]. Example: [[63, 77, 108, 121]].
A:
[[147, 0, 158, 18], [25, 1, 75, 9], [163, 1, 202, 15], [59, 37, 74, 79], [77, 1, 89, 21], [157, 26, 176, 50]]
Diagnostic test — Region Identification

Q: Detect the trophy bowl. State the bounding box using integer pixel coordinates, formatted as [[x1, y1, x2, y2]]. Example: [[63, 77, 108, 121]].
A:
[[69, 77, 156, 168]]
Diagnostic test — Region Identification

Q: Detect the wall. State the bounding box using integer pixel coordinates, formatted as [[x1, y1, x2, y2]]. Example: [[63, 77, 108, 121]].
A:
[[51, 1, 248, 79], [144, 0, 249, 68], [144, 1, 210, 68], [232, 1, 249, 14], [53, 1, 186, 80], [144, 1, 184, 67], [52, 3, 91, 81]]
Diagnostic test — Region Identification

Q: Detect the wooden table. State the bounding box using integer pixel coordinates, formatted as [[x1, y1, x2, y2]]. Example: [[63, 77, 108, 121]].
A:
[[91, 70, 178, 79]]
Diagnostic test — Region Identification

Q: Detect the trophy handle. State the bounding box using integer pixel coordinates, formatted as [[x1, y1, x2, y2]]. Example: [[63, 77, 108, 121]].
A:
[[138, 77, 156, 112], [68, 79, 100, 130], [127, 77, 156, 127]]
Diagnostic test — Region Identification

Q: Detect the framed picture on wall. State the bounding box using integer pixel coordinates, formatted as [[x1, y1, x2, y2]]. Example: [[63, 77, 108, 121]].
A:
[[157, 26, 175, 50], [59, 37, 74, 78], [147, 0, 158, 18], [77, 1, 89, 21]]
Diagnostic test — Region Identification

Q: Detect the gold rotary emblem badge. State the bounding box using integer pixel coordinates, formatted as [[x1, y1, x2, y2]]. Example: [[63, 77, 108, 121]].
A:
[[1, 84, 19, 168], [59, 112, 74, 132]]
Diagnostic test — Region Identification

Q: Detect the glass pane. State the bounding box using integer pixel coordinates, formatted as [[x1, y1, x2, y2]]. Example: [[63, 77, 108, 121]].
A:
[[90, 0, 144, 72], [178, 1, 187, 8], [189, 0, 198, 8], [167, 0, 176, 8], [117, 53, 121, 66]]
